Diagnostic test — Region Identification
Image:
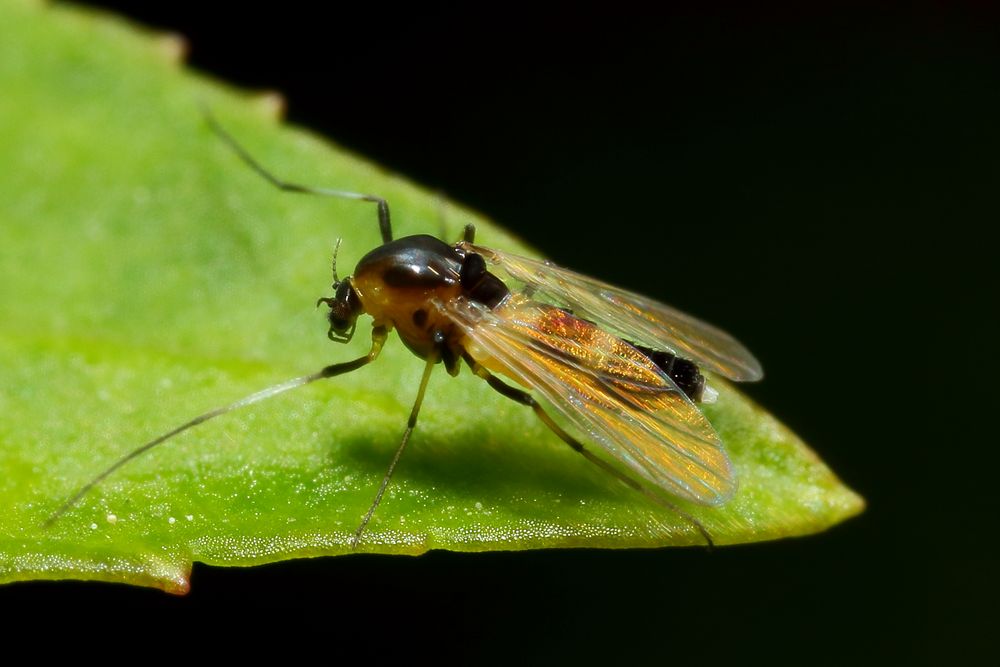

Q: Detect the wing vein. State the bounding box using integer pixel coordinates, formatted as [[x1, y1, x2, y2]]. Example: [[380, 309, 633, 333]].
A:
[[441, 294, 736, 505]]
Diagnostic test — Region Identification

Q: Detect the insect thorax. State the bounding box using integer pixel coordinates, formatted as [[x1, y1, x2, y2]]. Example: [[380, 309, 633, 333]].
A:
[[348, 235, 510, 362]]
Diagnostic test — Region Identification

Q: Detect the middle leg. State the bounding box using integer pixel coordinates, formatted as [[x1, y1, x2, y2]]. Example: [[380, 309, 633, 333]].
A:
[[465, 356, 714, 546], [352, 351, 439, 548]]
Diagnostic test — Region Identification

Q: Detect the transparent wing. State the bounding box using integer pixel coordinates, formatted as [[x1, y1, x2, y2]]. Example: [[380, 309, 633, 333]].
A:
[[459, 242, 763, 382], [441, 294, 736, 505]]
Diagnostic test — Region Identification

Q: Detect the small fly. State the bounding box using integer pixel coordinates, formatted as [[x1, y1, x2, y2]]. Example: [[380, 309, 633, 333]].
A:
[[48, 109, 764, 546]]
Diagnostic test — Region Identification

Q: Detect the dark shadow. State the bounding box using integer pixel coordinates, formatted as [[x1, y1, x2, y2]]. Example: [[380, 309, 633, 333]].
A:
[[325, 422, 637, 506]]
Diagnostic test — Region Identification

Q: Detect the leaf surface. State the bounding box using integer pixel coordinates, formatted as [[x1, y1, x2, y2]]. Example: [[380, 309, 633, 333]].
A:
[[0, 0, 864, 593]]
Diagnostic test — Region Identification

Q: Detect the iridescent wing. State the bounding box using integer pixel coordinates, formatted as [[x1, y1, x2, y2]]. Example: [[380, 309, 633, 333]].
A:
[[440, 293, 736, 505], [458, 242, 763, 382]]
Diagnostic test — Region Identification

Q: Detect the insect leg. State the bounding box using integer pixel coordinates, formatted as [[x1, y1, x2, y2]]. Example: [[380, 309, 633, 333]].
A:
[[45, 326, 389, 528], [351, 351, 438, 548], [461, 224, 476, 244], [201, 104, 393, 243], [466, 358, 714, 547]]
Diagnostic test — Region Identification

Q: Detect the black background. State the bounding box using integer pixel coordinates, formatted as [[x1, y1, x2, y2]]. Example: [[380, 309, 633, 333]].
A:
[[10, 1, 996, 660]]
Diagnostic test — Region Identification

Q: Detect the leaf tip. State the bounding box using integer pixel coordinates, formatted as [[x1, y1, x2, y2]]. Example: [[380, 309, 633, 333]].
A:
[[153, 31, 188, 65]]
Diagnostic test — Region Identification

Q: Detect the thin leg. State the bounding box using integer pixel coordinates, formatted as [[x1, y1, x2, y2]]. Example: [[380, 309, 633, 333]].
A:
[[46, 327, 389, 528], [462, 224, 476, 244], [466, 358, 714, 547], [351, 351, 438, 548], [201, 104, 393, 244]]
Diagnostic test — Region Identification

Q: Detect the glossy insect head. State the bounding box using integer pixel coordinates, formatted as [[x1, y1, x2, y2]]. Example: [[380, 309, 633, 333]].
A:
[[316, 238, 362, 343], [318, 280, 362, 343]]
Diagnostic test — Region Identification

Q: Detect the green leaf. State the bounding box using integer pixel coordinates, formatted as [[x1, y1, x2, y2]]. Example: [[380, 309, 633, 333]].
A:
[[0, 0, 863, 594]]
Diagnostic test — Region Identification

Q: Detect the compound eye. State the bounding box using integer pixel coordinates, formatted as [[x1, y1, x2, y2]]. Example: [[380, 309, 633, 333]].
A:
[[326, 303, 357, 342], [324, 279, 364, 339], [329, 313, 350, 333]]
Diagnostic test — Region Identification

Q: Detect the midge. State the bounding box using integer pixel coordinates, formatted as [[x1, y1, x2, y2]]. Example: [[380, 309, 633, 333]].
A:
[[48, 110, 763, 546]]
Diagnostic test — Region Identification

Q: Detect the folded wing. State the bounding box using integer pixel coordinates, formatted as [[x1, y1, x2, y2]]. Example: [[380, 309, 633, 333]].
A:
[[460, 243, 763, 382], [441, 294, 736, 505]]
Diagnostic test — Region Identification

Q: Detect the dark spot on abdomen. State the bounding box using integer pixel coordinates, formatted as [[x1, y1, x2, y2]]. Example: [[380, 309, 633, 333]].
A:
[[632, 344, 706, 402]]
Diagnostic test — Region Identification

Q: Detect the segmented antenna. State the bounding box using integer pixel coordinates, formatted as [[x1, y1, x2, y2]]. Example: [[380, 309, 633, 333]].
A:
[[331, 237, 343, 287]]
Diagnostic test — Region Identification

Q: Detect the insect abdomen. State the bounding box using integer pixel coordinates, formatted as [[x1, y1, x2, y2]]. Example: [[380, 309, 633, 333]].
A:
[[632, 344, 706, 402]]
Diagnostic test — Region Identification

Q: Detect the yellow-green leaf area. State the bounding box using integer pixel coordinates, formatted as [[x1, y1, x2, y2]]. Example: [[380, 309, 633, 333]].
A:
[[0, 0, 864, 594]]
